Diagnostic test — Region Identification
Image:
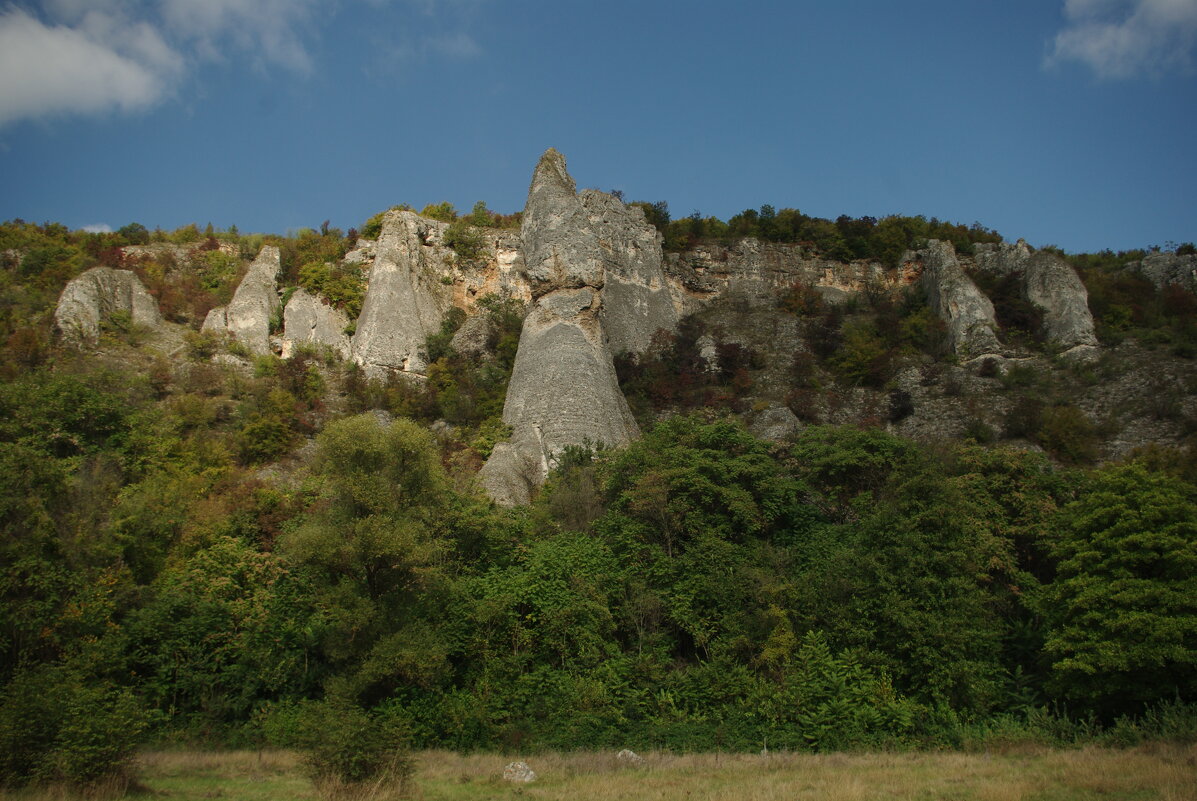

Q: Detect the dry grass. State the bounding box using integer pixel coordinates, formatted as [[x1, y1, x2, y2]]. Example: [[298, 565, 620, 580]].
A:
[[411, 744, 1197, 801], [2, 745, 1193, 801]]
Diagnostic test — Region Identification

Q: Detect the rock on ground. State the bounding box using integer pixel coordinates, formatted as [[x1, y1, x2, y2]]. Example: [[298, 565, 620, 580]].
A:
[[54, 266, 162, 344], [502, 761, 537, 783]]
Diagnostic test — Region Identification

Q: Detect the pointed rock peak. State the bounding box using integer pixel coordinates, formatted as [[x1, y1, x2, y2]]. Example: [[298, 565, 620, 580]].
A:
[[528, 148, 577, 202]]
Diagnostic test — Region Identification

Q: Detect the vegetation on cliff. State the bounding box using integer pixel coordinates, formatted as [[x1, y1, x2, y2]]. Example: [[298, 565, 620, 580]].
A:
[[2, 215, 1196, 794]]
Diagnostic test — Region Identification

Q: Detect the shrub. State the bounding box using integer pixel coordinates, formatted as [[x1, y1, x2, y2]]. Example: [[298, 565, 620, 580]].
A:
[[297, 700, 412, 800], [442, 221, 485, 262], [0, 667, 150, 790]]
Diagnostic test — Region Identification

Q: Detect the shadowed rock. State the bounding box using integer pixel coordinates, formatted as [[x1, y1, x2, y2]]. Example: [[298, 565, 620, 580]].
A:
[[1130, 251, 1197, 293], [54, 266, 162, 344], [479, 149, 643, 505], [350, 210, 454, 377], [914, 240, 1002, 357], [202, 246, 281, 355]]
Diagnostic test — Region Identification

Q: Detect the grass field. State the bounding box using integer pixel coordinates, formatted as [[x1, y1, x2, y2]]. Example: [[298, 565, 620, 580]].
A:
[[3, 745, 1195, 801]]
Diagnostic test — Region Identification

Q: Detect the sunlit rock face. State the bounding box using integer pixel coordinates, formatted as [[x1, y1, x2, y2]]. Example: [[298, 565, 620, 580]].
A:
[[55, 266, 162, 344], [202, 245, 281, 355], [350, 210, 456, 378], [281, 288, 351, 360], [480, 149, 647, 505], [913, 239, 1002, 358], [975, 240, 1097, 351]]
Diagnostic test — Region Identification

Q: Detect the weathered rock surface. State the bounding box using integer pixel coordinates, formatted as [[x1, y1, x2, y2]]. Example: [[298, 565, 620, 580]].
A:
[[449, 312, 496, 360], [502, 761, 537, 783], [914, 240, 1002, 357], [749, 404, 801, 442], [1130, 252, 1197, 293], [281, 288, 351, 359], [350, 210, 454, 377], [479, 149, 640, 505], [974, 241, 1097, 350], [1023, 251, 1098, 349], [54, 266, 162, 343], [202, 246, 280, 355], [579, 189, 677, 355]]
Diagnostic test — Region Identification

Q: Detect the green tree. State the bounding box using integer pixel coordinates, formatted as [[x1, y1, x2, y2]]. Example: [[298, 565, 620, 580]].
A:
[[1044, 463, 1197, 716]]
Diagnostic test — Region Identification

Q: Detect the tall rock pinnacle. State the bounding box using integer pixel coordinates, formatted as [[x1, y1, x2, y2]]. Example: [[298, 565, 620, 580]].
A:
[[479, 149, 658, 505]]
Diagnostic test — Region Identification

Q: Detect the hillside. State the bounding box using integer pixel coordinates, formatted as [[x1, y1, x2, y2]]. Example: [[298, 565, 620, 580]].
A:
[[1, 151, 1195, 792]]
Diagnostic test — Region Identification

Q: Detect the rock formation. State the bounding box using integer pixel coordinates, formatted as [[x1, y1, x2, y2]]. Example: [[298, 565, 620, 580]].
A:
[[281, 289, 351, 360], [975, 241, 1098, 351], [350, 210, 454, 377], [202, 246, 281, 355], [578, 189, 677, 355], [914, 240, 1002, 358], [1130, 251, 1197, 293], [479, 149, 641, 505], [54, 266, 162, 344]]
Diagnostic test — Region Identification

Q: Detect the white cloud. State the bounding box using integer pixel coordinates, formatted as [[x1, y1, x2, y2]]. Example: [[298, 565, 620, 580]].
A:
[[0, 7, 179, 126], [1049, 0, 1197, 77], [0, 0, 485, 127]]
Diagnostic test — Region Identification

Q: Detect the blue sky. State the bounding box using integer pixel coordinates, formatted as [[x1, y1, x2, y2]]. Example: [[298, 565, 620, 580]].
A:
[[0, 0, 1194, 253]]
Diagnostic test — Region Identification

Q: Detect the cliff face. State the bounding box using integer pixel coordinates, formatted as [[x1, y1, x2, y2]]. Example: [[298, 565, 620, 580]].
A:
[[912, 240, 1002, 358], [55, 266, 162, 343], [479, 149, 642, 505], [349, 210, 455, 377], [202, 245, 281, 355]]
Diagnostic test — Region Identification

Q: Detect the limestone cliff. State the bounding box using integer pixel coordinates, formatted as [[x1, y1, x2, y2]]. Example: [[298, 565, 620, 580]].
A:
[[1131, 252, 1197, 293], [55, 266, 162, 344], [281, 289, 351, 360], [913, 240, 1002, 358], [202, 246, 281, 355], [578, 190, 677, 355], [974, 241, 1097, 351], [479, 149, 641, 505], [350, 210, 454, 377]]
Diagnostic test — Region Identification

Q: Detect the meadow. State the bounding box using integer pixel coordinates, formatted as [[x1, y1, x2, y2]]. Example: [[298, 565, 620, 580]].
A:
[[4, 746, 1193, 801]]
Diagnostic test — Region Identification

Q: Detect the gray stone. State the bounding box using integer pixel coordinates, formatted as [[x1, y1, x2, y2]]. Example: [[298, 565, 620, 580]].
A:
[[54, 266, 162, 344], [749, 404, 801, 442], [479, 150, 641, 505], [350, 210, 454, 377], [974, 241, 1097, 350], [1023, 251, 1098, 349], [281, 288, 351, 359], [202, 246, 280, 355], [449, 313, 497, 360], [616, 749, 644, 765], [343, 238, 376, 265], [1130, 252, 1197, 293], [579, 189, 678, 355], [914, 240, 1002, 357], [502, 761, 537, 783]]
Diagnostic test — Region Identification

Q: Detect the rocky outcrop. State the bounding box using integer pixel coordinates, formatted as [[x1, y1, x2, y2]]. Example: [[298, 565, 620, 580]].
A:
[[579, 190, 677, 355], [479, 149, 641, 505], [202, 246, 280, 355], [666, 240, 909, 315], [1130, 252, 1197, 293], [449, 313, 496, 360], [350, 210, 454, 377], [281, 289, 351, 359], [54, 266, 162, 343], [1023, 251, 1098, 350], [914, 240, 1002, 357], [974, 241, 1097, 350]]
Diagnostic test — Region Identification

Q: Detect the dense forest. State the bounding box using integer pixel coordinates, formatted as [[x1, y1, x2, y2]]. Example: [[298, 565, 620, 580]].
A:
[[1, 211, 1195, 794]]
